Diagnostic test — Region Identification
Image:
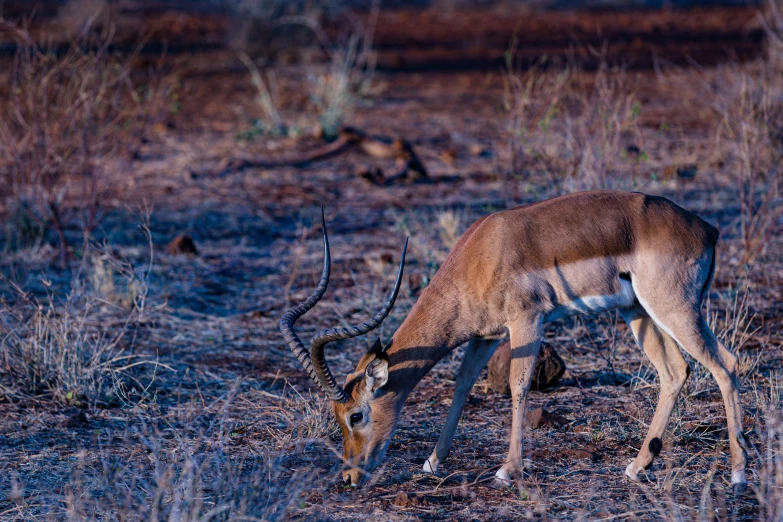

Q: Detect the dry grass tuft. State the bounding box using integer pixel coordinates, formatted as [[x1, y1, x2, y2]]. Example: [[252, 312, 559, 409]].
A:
[[57, 417, 329, 521], [259, 386, 338, 450], [308, 26, 376, 140], [238, 9, 377, 140], [0, 235, 162, 408], [437, 209, 462, 251], [504, 56, 642, 191]]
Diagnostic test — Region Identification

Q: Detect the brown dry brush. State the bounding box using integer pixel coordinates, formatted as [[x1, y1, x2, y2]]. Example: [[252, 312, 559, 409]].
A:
[[702, 0, 783, 268], [58, 421, 330, 521], [0, 232, 162, 408], [714, 71, 783, 268], [506, 48, 781, 265], [503, 52, 642, 191], [0, 19, 168, 267], [751, 388, 783, 521]]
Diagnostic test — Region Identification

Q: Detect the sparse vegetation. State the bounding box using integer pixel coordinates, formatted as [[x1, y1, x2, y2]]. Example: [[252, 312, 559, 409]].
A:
[[0, 237, 159, 407], [58, 411, 330, 521], [238, 7, 377, 140], [0, 18, 167, 266], [711, 65, 783, 266], [750, 381, 783, 521], [504, 57, 642, 191], [0, 1, 782, 520]]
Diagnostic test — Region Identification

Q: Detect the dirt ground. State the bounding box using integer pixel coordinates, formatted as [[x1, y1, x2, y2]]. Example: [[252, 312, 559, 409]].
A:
[[0, 3, 782, 521]]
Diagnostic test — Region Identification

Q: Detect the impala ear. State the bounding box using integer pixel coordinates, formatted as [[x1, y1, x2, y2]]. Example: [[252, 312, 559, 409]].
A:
[[356, 338, 385, 373], [365, 356, 388, 392], [370, 337, 383, 354]]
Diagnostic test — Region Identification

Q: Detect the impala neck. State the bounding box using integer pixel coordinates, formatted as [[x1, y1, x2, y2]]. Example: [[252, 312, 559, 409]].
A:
[[383, 286, 472, 400]]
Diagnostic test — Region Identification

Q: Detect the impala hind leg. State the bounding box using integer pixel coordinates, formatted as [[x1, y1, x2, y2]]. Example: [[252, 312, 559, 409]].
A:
[[620, 306, 690, 481], [633, 276, 748, 490], [495, 319, 542, 487], [423, 338, 500, 474], [653, 312, 747, 489]]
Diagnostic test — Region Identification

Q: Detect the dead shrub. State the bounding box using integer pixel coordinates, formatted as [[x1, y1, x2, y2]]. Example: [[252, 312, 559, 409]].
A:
[[0, 235, 161, 407], [0, 20, 167, 266], [61, 422, 328, 521], [504, 56, 642, 191], [562, 65, 641, 191], [503, 58, 571, 177], [238, 8, 377, 140], [700, 1, 783, 267], [712, 70, 783, 267]]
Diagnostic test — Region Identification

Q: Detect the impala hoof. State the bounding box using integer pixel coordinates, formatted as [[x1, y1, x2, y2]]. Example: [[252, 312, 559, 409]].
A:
[[423, 455, 438, 474], [624, 462, 640, 482], [731, 470, 747, 494], [492, 465, 518, 489], [492, 476, 513, 489]]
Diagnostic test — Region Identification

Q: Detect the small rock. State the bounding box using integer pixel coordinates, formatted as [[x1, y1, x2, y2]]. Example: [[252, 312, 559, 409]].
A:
[[469, 143, 486, 157], [407, 272, 427, 295], [526, 407, 569, 430], [380, 252, 394, 264], [563, 448, 597, 460], [59, 411, 89, 429], [662, 165, 678, 180], [210, 121, 234, 133], [166, 234, 198, 256], [677, 164, 698, 180], [151, 122, 168, 136], [487, 342, 566, 394], [358, 166, 384, 185], [532, 345, 567, 390], [572, 423, 592, 434], [440, 149, 457, 166], [392, 491, 414, 507]]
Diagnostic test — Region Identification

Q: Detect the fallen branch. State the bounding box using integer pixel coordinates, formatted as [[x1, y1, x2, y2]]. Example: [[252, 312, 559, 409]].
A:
[[210, 129, 359, 176], [206, 126, 429, 183]]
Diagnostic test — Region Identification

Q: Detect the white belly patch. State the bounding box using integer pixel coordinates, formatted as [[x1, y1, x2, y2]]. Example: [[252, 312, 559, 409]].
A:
[[544, 278, 635, 322]]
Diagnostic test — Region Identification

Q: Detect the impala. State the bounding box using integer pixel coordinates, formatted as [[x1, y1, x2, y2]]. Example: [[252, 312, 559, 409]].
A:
[[279, 191, 747, 491]]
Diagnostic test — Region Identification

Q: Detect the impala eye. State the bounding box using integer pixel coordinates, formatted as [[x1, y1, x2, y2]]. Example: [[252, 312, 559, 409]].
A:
[[349, 412, 363, 426]]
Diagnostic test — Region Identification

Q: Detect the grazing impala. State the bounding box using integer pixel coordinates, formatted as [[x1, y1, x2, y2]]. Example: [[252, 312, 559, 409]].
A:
[[279, 191, 747, 491]]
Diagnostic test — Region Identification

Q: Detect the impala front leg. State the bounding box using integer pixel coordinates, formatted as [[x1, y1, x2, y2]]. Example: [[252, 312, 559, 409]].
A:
[[495, 319, 542, 487], [424, 338, 500, 474]]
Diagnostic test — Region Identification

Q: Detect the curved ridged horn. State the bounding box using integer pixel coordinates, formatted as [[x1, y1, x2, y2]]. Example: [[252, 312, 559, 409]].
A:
[[279, 208, 347, 400], [309, 237, 408, 403]]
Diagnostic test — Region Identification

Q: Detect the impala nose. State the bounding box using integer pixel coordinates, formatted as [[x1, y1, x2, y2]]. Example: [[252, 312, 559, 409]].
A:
[[343, 473, 352, 486]]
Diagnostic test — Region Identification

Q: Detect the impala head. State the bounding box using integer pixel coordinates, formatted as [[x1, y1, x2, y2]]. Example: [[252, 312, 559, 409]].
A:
[[279, 209, 407, 487]]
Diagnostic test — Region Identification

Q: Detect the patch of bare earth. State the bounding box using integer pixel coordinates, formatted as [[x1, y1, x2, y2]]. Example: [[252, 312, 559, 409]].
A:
[[1, 6, 782, 521]]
